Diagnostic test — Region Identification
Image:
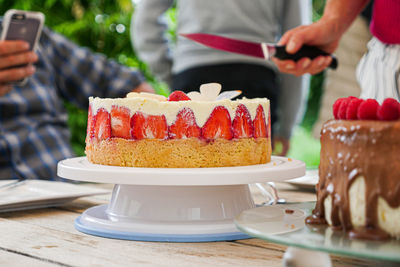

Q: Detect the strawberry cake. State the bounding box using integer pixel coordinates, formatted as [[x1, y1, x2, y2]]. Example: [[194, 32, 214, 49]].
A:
[[307, 97, 400, 240], [85, 83, 271, 168]]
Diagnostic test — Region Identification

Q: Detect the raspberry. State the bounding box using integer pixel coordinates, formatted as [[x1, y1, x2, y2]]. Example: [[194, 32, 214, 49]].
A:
[[377, 98, 400, 121], [167, 91, 191, 101], [337, 97, 356, 120], [332, 98, 345, 119], [357, 99, 379, 120], [346, 98, 363, 120]]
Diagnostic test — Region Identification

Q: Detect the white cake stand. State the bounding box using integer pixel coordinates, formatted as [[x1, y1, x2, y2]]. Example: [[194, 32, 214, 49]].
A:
[[57, 156, 305, 242]]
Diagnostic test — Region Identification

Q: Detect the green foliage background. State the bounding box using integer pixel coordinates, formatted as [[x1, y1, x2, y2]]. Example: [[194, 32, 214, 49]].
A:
[[1, 0, 326, 165], [0, 0, 174, 155]]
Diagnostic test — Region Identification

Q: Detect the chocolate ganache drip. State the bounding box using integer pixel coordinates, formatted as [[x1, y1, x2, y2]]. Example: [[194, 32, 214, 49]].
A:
[[306, 120, 400, 240]]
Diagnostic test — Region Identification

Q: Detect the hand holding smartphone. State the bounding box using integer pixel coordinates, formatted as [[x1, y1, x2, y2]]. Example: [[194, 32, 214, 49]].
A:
[[0, 9, 44, 87]]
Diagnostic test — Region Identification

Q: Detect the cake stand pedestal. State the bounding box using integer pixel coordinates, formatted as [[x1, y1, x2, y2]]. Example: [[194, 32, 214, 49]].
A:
[[57, 156, 305, 242]]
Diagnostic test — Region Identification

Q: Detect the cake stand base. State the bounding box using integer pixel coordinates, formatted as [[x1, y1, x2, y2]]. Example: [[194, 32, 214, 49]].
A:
[[75, 205, 249, 242], [75, 184, 254, 242]]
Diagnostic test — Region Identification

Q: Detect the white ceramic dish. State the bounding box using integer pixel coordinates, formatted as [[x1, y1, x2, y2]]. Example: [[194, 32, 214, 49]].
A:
[[285, 169, 318, 190], [0, 180, 109, 212]]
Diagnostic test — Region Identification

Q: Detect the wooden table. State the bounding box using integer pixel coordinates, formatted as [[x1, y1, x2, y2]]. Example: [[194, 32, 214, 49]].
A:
[[0, 183, 388, 266]]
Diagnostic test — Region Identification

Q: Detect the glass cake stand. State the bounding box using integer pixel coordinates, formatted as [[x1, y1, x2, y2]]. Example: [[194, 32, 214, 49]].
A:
[[235, 202, 400, 263], [57, 156, 305, 242]]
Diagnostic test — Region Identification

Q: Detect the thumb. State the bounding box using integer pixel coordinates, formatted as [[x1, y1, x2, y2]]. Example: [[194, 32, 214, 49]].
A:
[[285, 29, 309, 54], [282, 25, 318, 54]]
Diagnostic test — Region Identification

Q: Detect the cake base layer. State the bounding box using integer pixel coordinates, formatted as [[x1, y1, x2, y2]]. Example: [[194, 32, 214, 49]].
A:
[[86, 138, 271, 168]]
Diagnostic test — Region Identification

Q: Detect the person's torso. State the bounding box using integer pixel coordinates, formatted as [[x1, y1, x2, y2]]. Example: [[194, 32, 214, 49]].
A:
[[173, 0, 286, 73], [370, 0, 400, 44]]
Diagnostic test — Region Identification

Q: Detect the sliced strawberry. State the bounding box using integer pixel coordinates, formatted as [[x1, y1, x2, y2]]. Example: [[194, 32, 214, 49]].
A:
[[253, 105, 267, 138], [111, 106, 131, 139], [201, 106, 233, 140], [267, 107, 271, 138], [93, 108, 111, 140], [377, 98, 400, 121], [167, 91, 191, 101], [131, 112, 168, 140], [232, 104, 253, 138], [169, 108, 201, 139], [86, 104, 95, 141]]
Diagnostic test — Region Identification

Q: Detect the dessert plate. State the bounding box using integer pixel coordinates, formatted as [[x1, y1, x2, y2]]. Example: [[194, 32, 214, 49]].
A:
[[0, 180, 108, 213], [235, 202, 400, 262], [285, 169, 318, 190], [58, 156, 306, 185]]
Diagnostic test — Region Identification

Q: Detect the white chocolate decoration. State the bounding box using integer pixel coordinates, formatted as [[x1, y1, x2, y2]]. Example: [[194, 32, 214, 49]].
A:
[[199, 83, 221, 101]]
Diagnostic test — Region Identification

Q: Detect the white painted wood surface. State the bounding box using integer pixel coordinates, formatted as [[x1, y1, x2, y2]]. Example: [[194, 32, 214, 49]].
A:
[[0, 183, 385, 266]]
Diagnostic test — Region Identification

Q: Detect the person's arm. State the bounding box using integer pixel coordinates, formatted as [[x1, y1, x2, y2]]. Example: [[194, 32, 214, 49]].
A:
[[273, 0, 370, 76], [41, 28, 148, 109], [132, 0, 174, 87], [0, 41, 37, 96], [273, 0, 311, 156]]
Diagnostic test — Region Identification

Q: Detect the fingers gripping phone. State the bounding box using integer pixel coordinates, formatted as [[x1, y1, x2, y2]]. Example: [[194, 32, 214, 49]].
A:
[[1, 9, 44, 85]]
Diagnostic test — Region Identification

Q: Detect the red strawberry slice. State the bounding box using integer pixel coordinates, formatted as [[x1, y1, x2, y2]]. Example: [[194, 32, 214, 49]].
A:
[[232, 104, 253, 138], [93, 108, 111, 140], [169, 108, 201, 139], [201, 106, 233, 140], [346, 98, 363, 120], [267, 107, 271, 138], [377, 98, 400, 121], [167, 91, 191, 101], [357, 99, 379, 120], [111, 106, 131, 139], [86, 104, 95, 141], [253, 105, 267, 138], [131, 112, 168, 140]]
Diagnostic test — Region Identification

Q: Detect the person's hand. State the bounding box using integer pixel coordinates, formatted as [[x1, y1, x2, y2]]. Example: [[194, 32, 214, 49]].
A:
[[0, 41, 38, 96], [132, 82, 155, 93], [272, 18, 343, 76], [272, 137, 290, 156]]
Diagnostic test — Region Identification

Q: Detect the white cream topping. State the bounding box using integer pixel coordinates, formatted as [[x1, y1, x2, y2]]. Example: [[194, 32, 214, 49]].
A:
[[89, 96, 269, 127]]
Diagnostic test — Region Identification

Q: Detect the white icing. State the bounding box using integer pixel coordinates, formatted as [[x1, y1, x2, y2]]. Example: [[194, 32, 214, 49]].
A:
[[126, 92, 166, 101], [89, 96, 269, 127]]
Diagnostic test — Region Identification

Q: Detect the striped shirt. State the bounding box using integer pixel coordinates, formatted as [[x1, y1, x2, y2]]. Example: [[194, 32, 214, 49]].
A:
[[0, 27, 145, 180]]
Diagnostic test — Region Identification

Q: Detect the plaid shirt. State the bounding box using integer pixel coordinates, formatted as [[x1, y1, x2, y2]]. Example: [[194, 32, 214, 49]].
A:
[[0, 27, 145, 180]]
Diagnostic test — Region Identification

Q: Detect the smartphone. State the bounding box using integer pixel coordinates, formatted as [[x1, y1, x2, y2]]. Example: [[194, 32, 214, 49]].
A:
[[1, 9, 45, 85]]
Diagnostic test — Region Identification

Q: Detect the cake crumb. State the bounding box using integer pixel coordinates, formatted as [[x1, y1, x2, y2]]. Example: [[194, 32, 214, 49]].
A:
[[285, 209, 294, 214]]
